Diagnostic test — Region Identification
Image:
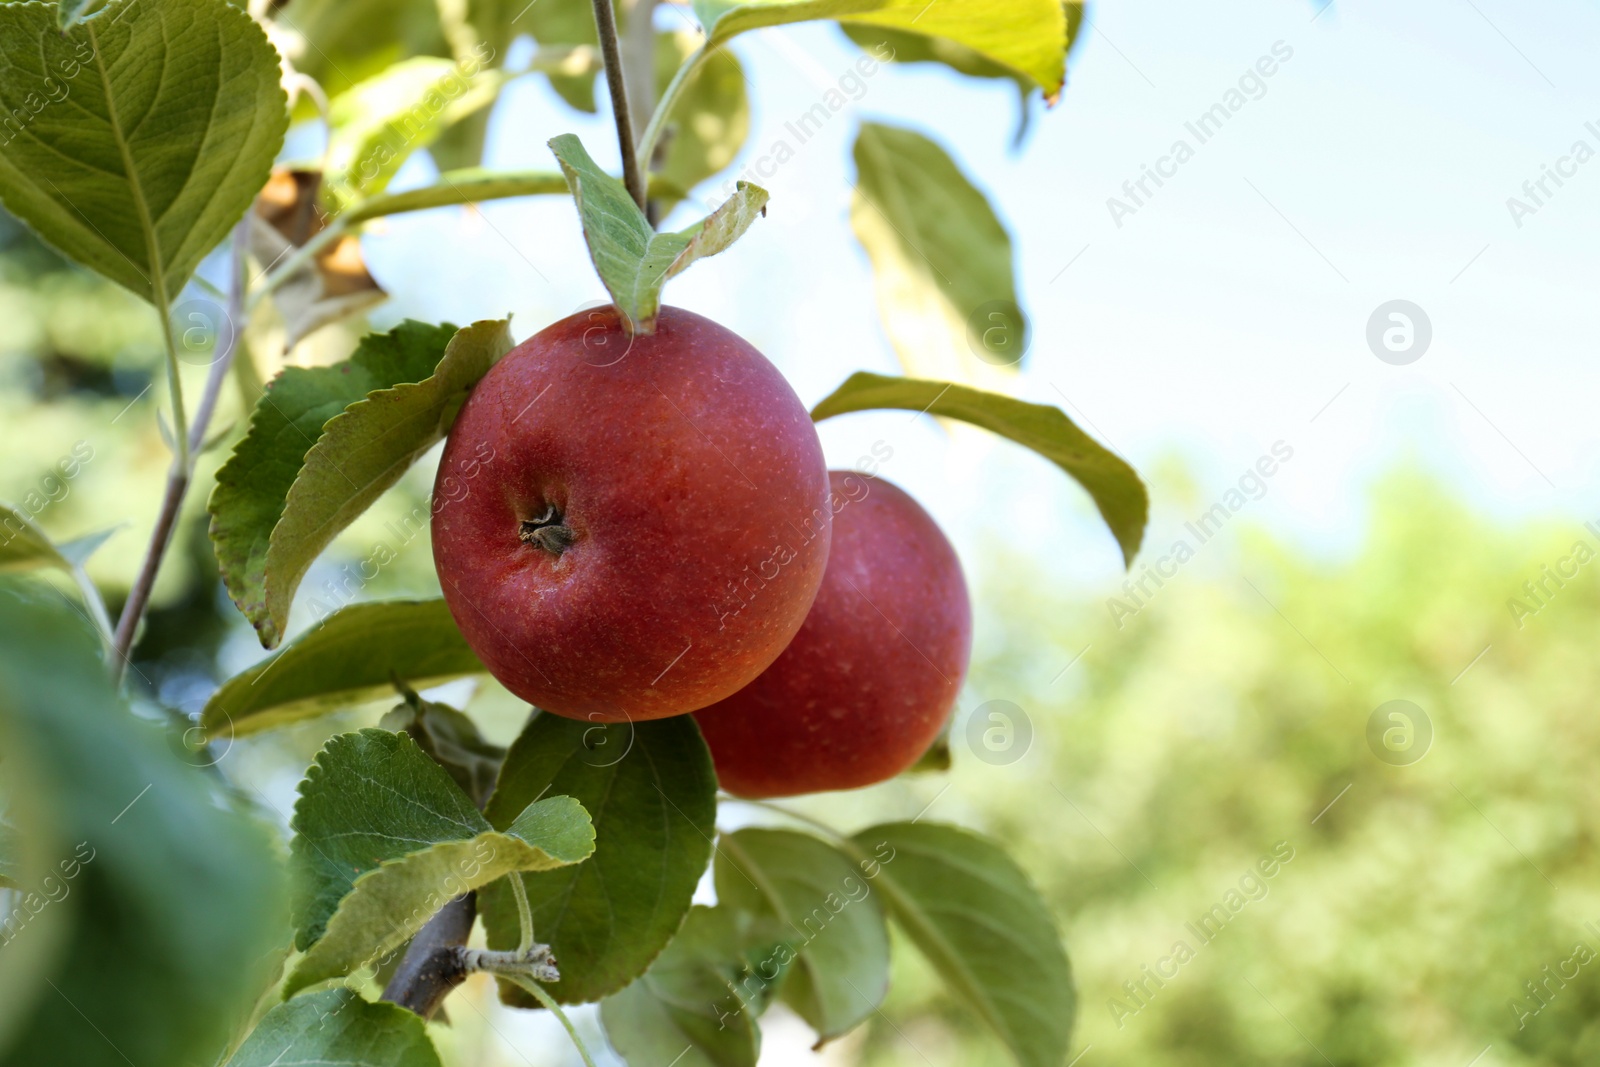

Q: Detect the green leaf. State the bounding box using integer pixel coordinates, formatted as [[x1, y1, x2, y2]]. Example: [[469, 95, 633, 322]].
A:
[[268, 317, 509, 639], [715, 829, 890, 1040], [0, 583, 286, 1067], [324, 56, 506, 209], [0, 509, 116, 650], [225, 988, 443, 1067], [691, 0, 1068, 97], [202, 599, 486, 737], [521, 0, 600, 112], [653, 32, 750, 205], [284, 795, 595, 997], [549, 133, 767, 333], [600, 905, 793, 1067], [842, 27, 1036, 142], [850, 823, 1075, 1067], [851, 121, 1027, 381], [482, 712, 718, 1004], [273, 0, 451, 104], [209, 319, 512, 648], [0, 815, 19, 890], [383, 685, 507, 808], [53, 528, 117, 568], [0, 503, 69, 574], [812, 371, 1147, 565], [0, 0, 287, 303], [290, 728, 489, 953]]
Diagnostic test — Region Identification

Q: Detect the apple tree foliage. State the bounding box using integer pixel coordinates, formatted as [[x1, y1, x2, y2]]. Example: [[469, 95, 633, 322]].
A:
[[0, 0, 1144, 1064]]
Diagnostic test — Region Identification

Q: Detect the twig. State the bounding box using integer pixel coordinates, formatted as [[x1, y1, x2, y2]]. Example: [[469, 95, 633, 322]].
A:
[[590, 0, 647, 212], [636, 43, 707, 168], [111, 219, 250, 678], [381, 892, 478, 1018]]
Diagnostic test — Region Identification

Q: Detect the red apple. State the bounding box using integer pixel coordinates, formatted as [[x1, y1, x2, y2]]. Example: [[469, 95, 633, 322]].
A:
[[431, 306, 832, 722], [694, 471, 971, 797]]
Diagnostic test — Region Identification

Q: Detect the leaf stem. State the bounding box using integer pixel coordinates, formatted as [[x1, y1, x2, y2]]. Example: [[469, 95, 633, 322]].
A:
[[509, 871, 535, 954], [589, 0, 648, 212], [508, 976, 600, 1067], [70, 562, 116, 655], [246, 216, 347, 312], [724, 794, 854, 844], [154, 283, 191, 473], [112, 219, 250, 679], [636, 43, 707, 168]]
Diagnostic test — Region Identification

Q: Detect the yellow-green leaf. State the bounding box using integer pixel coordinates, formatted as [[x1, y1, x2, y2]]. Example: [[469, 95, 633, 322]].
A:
[[812, 371, 1147, 565], [852, 121, 1025, 382], [283, 795, 595, 997], [201, 599, 486, 737], [323, 55, 505, 209], [692, 0, 1067, 97]]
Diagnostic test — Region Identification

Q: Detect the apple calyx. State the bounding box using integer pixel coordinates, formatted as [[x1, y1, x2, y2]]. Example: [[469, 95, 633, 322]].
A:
[[519, 504, 576, 555]]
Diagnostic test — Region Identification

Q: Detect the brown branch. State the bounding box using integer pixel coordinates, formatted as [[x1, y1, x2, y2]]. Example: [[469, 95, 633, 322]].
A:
[[112, 219, 250, 679], [591, 0, 648, 213], [381, 892, 478, 1018]]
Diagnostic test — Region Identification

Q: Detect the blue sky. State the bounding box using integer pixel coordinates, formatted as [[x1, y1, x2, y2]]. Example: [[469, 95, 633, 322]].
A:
[[357, 0, 1600, 590]]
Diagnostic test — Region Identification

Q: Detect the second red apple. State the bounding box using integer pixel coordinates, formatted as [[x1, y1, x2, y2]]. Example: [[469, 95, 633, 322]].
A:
[[695, 471, 972, 797]]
